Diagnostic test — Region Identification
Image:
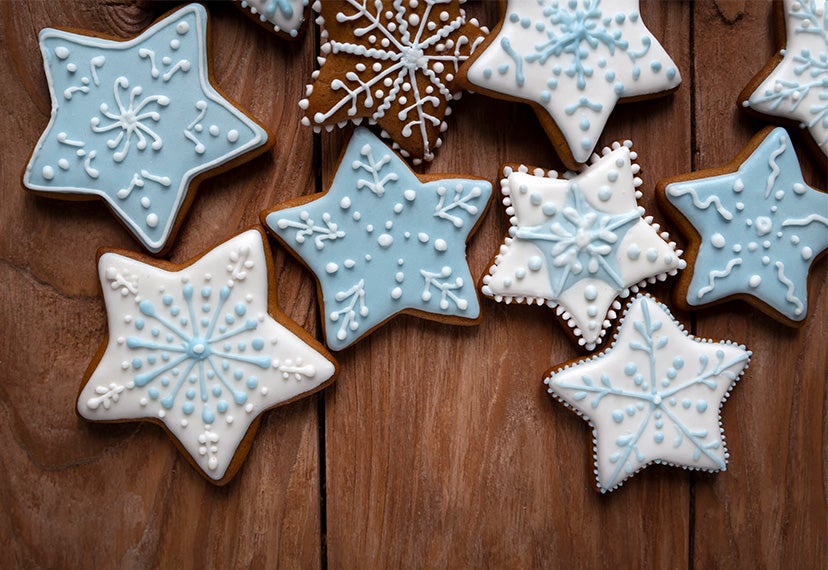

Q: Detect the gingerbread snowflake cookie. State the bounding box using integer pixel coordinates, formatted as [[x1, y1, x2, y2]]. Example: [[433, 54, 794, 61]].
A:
[[545, 294, 751, 493], [458, 0, 682, 170], [739, 0, 828, 164], [657, 127, 828, 326], [78, 229, 338, 484], [481, 141, 685, 350], [263, 127, 492, 350], [23, 4, 272, 254], [232, 0, 308, 39], [299, 0, 486, 164]]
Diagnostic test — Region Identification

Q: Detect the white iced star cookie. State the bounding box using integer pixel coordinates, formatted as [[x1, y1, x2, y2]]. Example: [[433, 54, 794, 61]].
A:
[[481, 141, 685, 350], [77, 229, 338, 484], [459, 0, 681, 169], [232, 0, 308, 39], [740, 0, 828, 164], [545, 294, 751, 493], [23, 4, 272, 254]]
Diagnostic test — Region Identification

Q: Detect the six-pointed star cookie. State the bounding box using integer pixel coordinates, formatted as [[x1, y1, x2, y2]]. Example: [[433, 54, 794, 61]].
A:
[[545, 294, 751, 493], [658, 127, 828, 325], [232, 0, 308, 39], [481, 141, 685, 350], [77, 229, 338, 484], [299, 0, 486, 163], [459, 0, 681, 169], [263, 127, 492, 350], [23, 4, 271, 254], [740, 0, 828, 162]]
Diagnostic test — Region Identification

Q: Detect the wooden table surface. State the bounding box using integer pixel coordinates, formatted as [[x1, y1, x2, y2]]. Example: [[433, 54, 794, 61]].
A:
[[1, 1, 825, 567]]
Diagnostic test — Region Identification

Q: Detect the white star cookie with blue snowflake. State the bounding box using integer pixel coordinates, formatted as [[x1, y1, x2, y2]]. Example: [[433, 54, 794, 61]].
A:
[[233, 0, 308, 39], [482, 141, 685, 350], [545, 294, 751, 493], [659, 127, 828, 325], [740, 0, 828, 162], [460, 0, 681, 169], [23, 4, 270, 254], [263, 127, 492, 351], [78, 229, 337, 484]]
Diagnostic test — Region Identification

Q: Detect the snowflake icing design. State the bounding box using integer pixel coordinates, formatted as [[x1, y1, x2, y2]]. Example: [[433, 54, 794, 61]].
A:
[[299, 0, 486, 163], [663, 127, 828, 323], [545, 294, 751, 493], [234, 0, 308, 38], [78, 230, 337, 482], [463, 0, 681, 166], [264, 127, 491, 350], [23, 5, 268, 253], [743, 0, 828, 158], [482, 141, 685, 350]]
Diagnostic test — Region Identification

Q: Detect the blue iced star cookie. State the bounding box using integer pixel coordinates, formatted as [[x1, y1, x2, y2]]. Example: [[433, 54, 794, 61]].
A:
[[659, 127, 828, 325], [262, 127, 492, 350], [545, 294, 751, 493], [23, 4, 270, 254]]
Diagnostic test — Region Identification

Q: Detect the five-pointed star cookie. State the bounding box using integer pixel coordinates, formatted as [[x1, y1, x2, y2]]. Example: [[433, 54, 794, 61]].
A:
[[299, 0, 486, 164], [263, 127, 492, 350], [740, 0, 828, 163], [23, 4, 271, 254], [459, 0, 681, 169], [232, 0, 308, 39], [545, 294, 751, 493], [658, 127, 828, 325], [481, 141, 685, 350], [77, 229, 338, 484]]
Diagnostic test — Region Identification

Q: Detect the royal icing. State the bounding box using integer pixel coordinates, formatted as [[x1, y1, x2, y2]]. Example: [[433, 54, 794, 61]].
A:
[[298, 0, 486, 164], [78, 229, 337, 482], [234, 0, 308, 38], [23, 4, 269, 253], [663, 127, 828, 323], [545, 294, 751, 493], [482, 141, 685, 350], [462, 0, 681, 166], [264, 127, 492, 350], [742, 0, 828, 159]]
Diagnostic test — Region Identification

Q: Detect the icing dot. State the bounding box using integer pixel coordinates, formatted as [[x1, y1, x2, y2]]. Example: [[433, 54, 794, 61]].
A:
[[340, 197, 351, 209], [391, 287, 402, 299], [624, 363, 637, 376], [177, 21, 190, 34], [802, 246, 813, 260], [434, 239, 447, 252], [542, 202, 557, 216], [378, 234, 394, 248], [146, 213, 158, 228], [749, 275, 761, 288], [170, 38, 180, 50], [418, 232, 429, 243], [696, 400, 708, 413], [761, 256, 770, 265], [733, 179, 744, 193], [325, 262, 338, 274], [140, 197, 151, 208], [645, 248, 658, 262], [58, 158, 69, 170], [393, 203, 403, 214], [710, 233, 726, 248], [607, 170, 619, 183], [528, 256, 543, 271], [612, 410, 624, 423], [584, 285, 598, 301], [344, 259, 356, 269], [627, 244, 641, 260], [793, 183, 806, 195], [404, 189, 416, 201], [66, 63, 77, 73], [395, 271, 404, 283], [208, 125, 219, 137], [530, 192, 542, 206], [227, 130, 239, 143], [41, 165, 55, 180], [55, 46, 69, 59], [598, 186, 612, 201]]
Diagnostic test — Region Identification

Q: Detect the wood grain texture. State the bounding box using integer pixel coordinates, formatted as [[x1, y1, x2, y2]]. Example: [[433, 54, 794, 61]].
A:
[[0, 1, 824, 568]]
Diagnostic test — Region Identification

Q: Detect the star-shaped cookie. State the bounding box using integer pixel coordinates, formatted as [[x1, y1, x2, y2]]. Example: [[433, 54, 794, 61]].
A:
[[78, 229, 338, 484], [298, 0, 486, 164], [232, 0, 308, 39], [263, 127, 492, 350], [459, 0, 681, 169], [658, 127, 828, 325], [545, 294, 751, 493], [23, 4, 271, 254], [481, 141, 685, 350], [740, 0, 828, 163]]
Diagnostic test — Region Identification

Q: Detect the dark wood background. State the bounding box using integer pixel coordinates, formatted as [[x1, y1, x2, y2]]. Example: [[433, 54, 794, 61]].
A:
[[1, 1, 825, 567]]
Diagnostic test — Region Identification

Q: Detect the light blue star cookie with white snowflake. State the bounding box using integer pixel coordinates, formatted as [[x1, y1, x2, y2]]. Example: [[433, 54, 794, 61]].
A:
[[23, 4, 270, 253], [660, 127, 828, 325], [545, 294, 751, 493], [78, 229, 338, 484], [461, 0, 681, 169], [263, 127, 492, 351]]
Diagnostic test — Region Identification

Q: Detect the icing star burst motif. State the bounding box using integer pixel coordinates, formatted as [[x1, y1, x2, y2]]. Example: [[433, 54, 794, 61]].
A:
[[299, 0, 486, 163], [661, 127, 828, 324], [461, 0, 681, 167], [23, 5, 269, 253], [741, 0, 828, 160], [482, 142, 685, 350], [78, 230, 337, 483], [263, 127, 492, 350], [545, 294, 751, 493]]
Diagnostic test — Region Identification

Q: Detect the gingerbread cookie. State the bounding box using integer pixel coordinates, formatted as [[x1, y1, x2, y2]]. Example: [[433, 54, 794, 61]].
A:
[[232, 0, 308, 39], [739, 0, 828, 164], [23, 4, 272, 254], [657, 127, 828, 326], [481, 141, 685, 350], [545, 294, 751, 493], [298, 0, 486, 164], [262, 127, 492, 350], [77, 229, 338, 484], [458, 0, 682, 170]]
